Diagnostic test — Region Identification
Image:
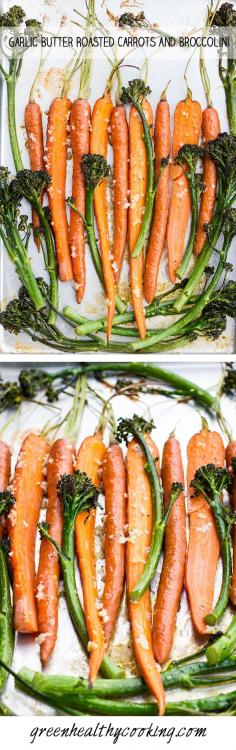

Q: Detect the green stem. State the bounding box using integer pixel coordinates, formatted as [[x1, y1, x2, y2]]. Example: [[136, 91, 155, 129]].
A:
[[85, 186, 126, 314], [34, 202, 58, 324], [131, 230, 230, 351], [130, 483, 182, 601], [130, 97, 154, 259], [0, 544, 14, 692], [176, 171, 200, 280], [0, 224, 45, 311], [206, 615, 236, 664], [7, 60, 24, 172]]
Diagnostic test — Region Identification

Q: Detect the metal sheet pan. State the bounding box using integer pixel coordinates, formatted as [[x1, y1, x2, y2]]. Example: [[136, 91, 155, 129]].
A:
[[0, 361, 235, 715], [0, 0, 235, 354]]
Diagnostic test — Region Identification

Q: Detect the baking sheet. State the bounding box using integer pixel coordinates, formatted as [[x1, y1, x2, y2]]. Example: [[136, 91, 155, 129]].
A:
[[0, 361, 236, 715], [0, 0, 235, 354]]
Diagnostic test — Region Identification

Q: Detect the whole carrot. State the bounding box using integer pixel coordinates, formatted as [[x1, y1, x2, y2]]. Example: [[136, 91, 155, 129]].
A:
[[185, 424, 225, 635], [194, 107, 220, 255], [166, 92, 202, 282], [90, 91, 116, 338], [153, 436, 186, 664], [226, 441, 236, 605], [70, 100, 91, 302], [0, 441, 11, 540], [25, 101, 44, 248], [46, 96, 72, 281], [144, 90, 170, 303], [102, 442, 126, 643], [8, 434, 49, 634], [75, 432, 106, 685], [36, 439, 75, 665], [111, 104, 129, 283], [126, 435, 165, 715], [129, 99, 153, 339]]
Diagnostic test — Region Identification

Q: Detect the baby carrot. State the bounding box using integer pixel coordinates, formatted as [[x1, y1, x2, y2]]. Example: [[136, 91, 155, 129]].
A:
[[194, 107, 220, 255], [8, 434, 49, 634], [111, 105, 129, 283], [126, 435, 165, 715], [102, 442, 126, 643], [70, 99, 91, 301], [129, 99, 153, 338], [25, 101, 44, 248], [75, 432, 106, 684], [144, 91, 170, 303], [36, 439, 75, 665], [90, 92, 116, 339], [185, 425, 225, 635], [166, 93, 202, 282], [153, 436, 186, 664], [46, 96, 73, 281]]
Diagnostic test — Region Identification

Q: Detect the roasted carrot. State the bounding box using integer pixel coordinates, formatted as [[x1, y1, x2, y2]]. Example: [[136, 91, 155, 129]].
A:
[[0, 441, 11, 540], [36, 439, 75, 665], [226, 441, 236, 605], [185, 425, 225, 635], [129, 99, 153, 339], [25, 101, 44, 248], [194, 107, 220, 255], [90, 92, 116, 338], [46, 96, 73, 281], [152, 436, 186, 664], [75, 432, 106, 684], [111, 105, 129, 283], [126, 435, 165, 715], [166, 94, 202, 282], [70, 99, 91, 302], [144, 92, 170, 303], [8, 433, 49, 634], [102, 442, 126, 643]]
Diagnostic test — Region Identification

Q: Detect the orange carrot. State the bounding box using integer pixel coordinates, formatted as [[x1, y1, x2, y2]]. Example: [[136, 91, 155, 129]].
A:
[[152, 436, 186, 664], [0, 441, 11, 540], [36, 439, 75, 665], [166, 95, 202, 282], [194, 107, 220, 255], [126, 435, 165, 715], [70, 99, 91, 302], [111, 105, 129, 283], [25, 101, 45, 249], [46, 96, 73, 281], [75, 432, 106, 684], [90, 93, 116, 338], [8, 434, 49, 634], [185, 425, 225, 635], [226, 441, 236, 605], [144, 93, 170, 303], [102, 443, 126, 643], [129, 99, 153, 338]]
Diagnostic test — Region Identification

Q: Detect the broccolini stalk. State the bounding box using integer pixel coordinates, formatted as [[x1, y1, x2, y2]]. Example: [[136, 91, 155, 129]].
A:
[[120, 79, 156, 260], [175, 145, 204, 279], [206, 613, 236, 665], [12, 170, 58, 324], [191, 463, 233, 625], [174, 133, 236, 313], [0, 660, 83, 716], [39, 471, 125, 680], [0, 167, 45, 310], [73, 155, 125, 314], [211, 3, 236, 136], [16, 655, 236, 703], [116, 415, 182, 599], [0, 491, 15, 693], [131, 207, 236, 350], [0, 6, 27, 171]]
